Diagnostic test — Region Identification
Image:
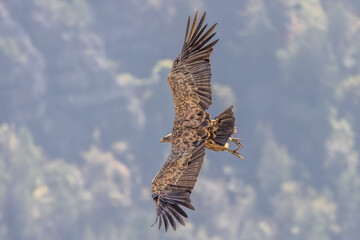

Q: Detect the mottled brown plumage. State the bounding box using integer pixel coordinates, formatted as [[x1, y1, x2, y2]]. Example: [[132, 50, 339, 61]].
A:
[[151, 12, 243, 232], [161, 106, 244, 159]]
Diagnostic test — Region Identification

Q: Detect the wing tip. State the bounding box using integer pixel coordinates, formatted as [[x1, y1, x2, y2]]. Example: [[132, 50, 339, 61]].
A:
[[184, 11, 217, 44], [152, 192, 196, 231]]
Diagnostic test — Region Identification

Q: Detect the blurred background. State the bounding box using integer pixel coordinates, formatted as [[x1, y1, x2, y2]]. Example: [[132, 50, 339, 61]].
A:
[[0, 0, 360, 239]]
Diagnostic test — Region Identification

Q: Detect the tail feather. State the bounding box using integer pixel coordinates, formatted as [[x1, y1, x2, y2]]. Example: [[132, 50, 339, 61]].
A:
[[213, 106, 235, 146]]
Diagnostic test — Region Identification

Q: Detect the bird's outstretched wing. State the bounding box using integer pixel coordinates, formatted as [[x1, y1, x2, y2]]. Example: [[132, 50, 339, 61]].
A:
[[151, 11, 218, 231], [168, 11, 218, 113], [151, 130, 206, 231]]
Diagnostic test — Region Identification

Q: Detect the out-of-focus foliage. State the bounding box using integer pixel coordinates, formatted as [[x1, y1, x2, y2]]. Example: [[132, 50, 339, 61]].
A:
[[0, 0, 360, 239]]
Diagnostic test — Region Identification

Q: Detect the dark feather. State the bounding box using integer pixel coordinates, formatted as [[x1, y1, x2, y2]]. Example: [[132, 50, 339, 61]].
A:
[[184, 16, 190, 43], [165, 209, 176, 230], [163, 212, 169, 231], [187, 11, 198, 41]]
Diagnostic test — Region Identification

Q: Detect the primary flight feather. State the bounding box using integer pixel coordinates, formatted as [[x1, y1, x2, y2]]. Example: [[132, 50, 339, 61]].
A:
[[151, 11, 244, 232]]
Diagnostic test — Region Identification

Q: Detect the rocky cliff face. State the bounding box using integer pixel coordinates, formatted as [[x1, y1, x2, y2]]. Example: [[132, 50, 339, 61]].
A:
[[1, 1, 141, 161]]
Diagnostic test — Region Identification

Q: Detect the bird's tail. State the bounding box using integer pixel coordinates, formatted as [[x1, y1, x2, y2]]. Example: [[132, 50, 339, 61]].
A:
[[212, 106, 235, 146]]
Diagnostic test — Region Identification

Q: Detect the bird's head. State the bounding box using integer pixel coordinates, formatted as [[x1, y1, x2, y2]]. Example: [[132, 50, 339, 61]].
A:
[[160, 133, 172, 143]]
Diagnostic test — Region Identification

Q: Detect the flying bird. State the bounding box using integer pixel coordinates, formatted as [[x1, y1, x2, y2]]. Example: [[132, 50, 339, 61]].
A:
[[151, 11, 243, 232]]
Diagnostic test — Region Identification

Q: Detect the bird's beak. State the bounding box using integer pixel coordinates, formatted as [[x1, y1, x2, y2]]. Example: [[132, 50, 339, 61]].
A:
[[160, 138, 164, 142]]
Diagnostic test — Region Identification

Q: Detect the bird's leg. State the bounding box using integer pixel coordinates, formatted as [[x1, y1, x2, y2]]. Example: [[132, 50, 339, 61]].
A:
[[226, 137, 244, 159], [230, 137, 244, 148], [226, 146, 244, 159]]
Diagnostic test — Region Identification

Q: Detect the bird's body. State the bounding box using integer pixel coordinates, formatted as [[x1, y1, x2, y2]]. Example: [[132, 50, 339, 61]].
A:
[[151, 12, 243, 231], [160, 106, 244, 158]]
